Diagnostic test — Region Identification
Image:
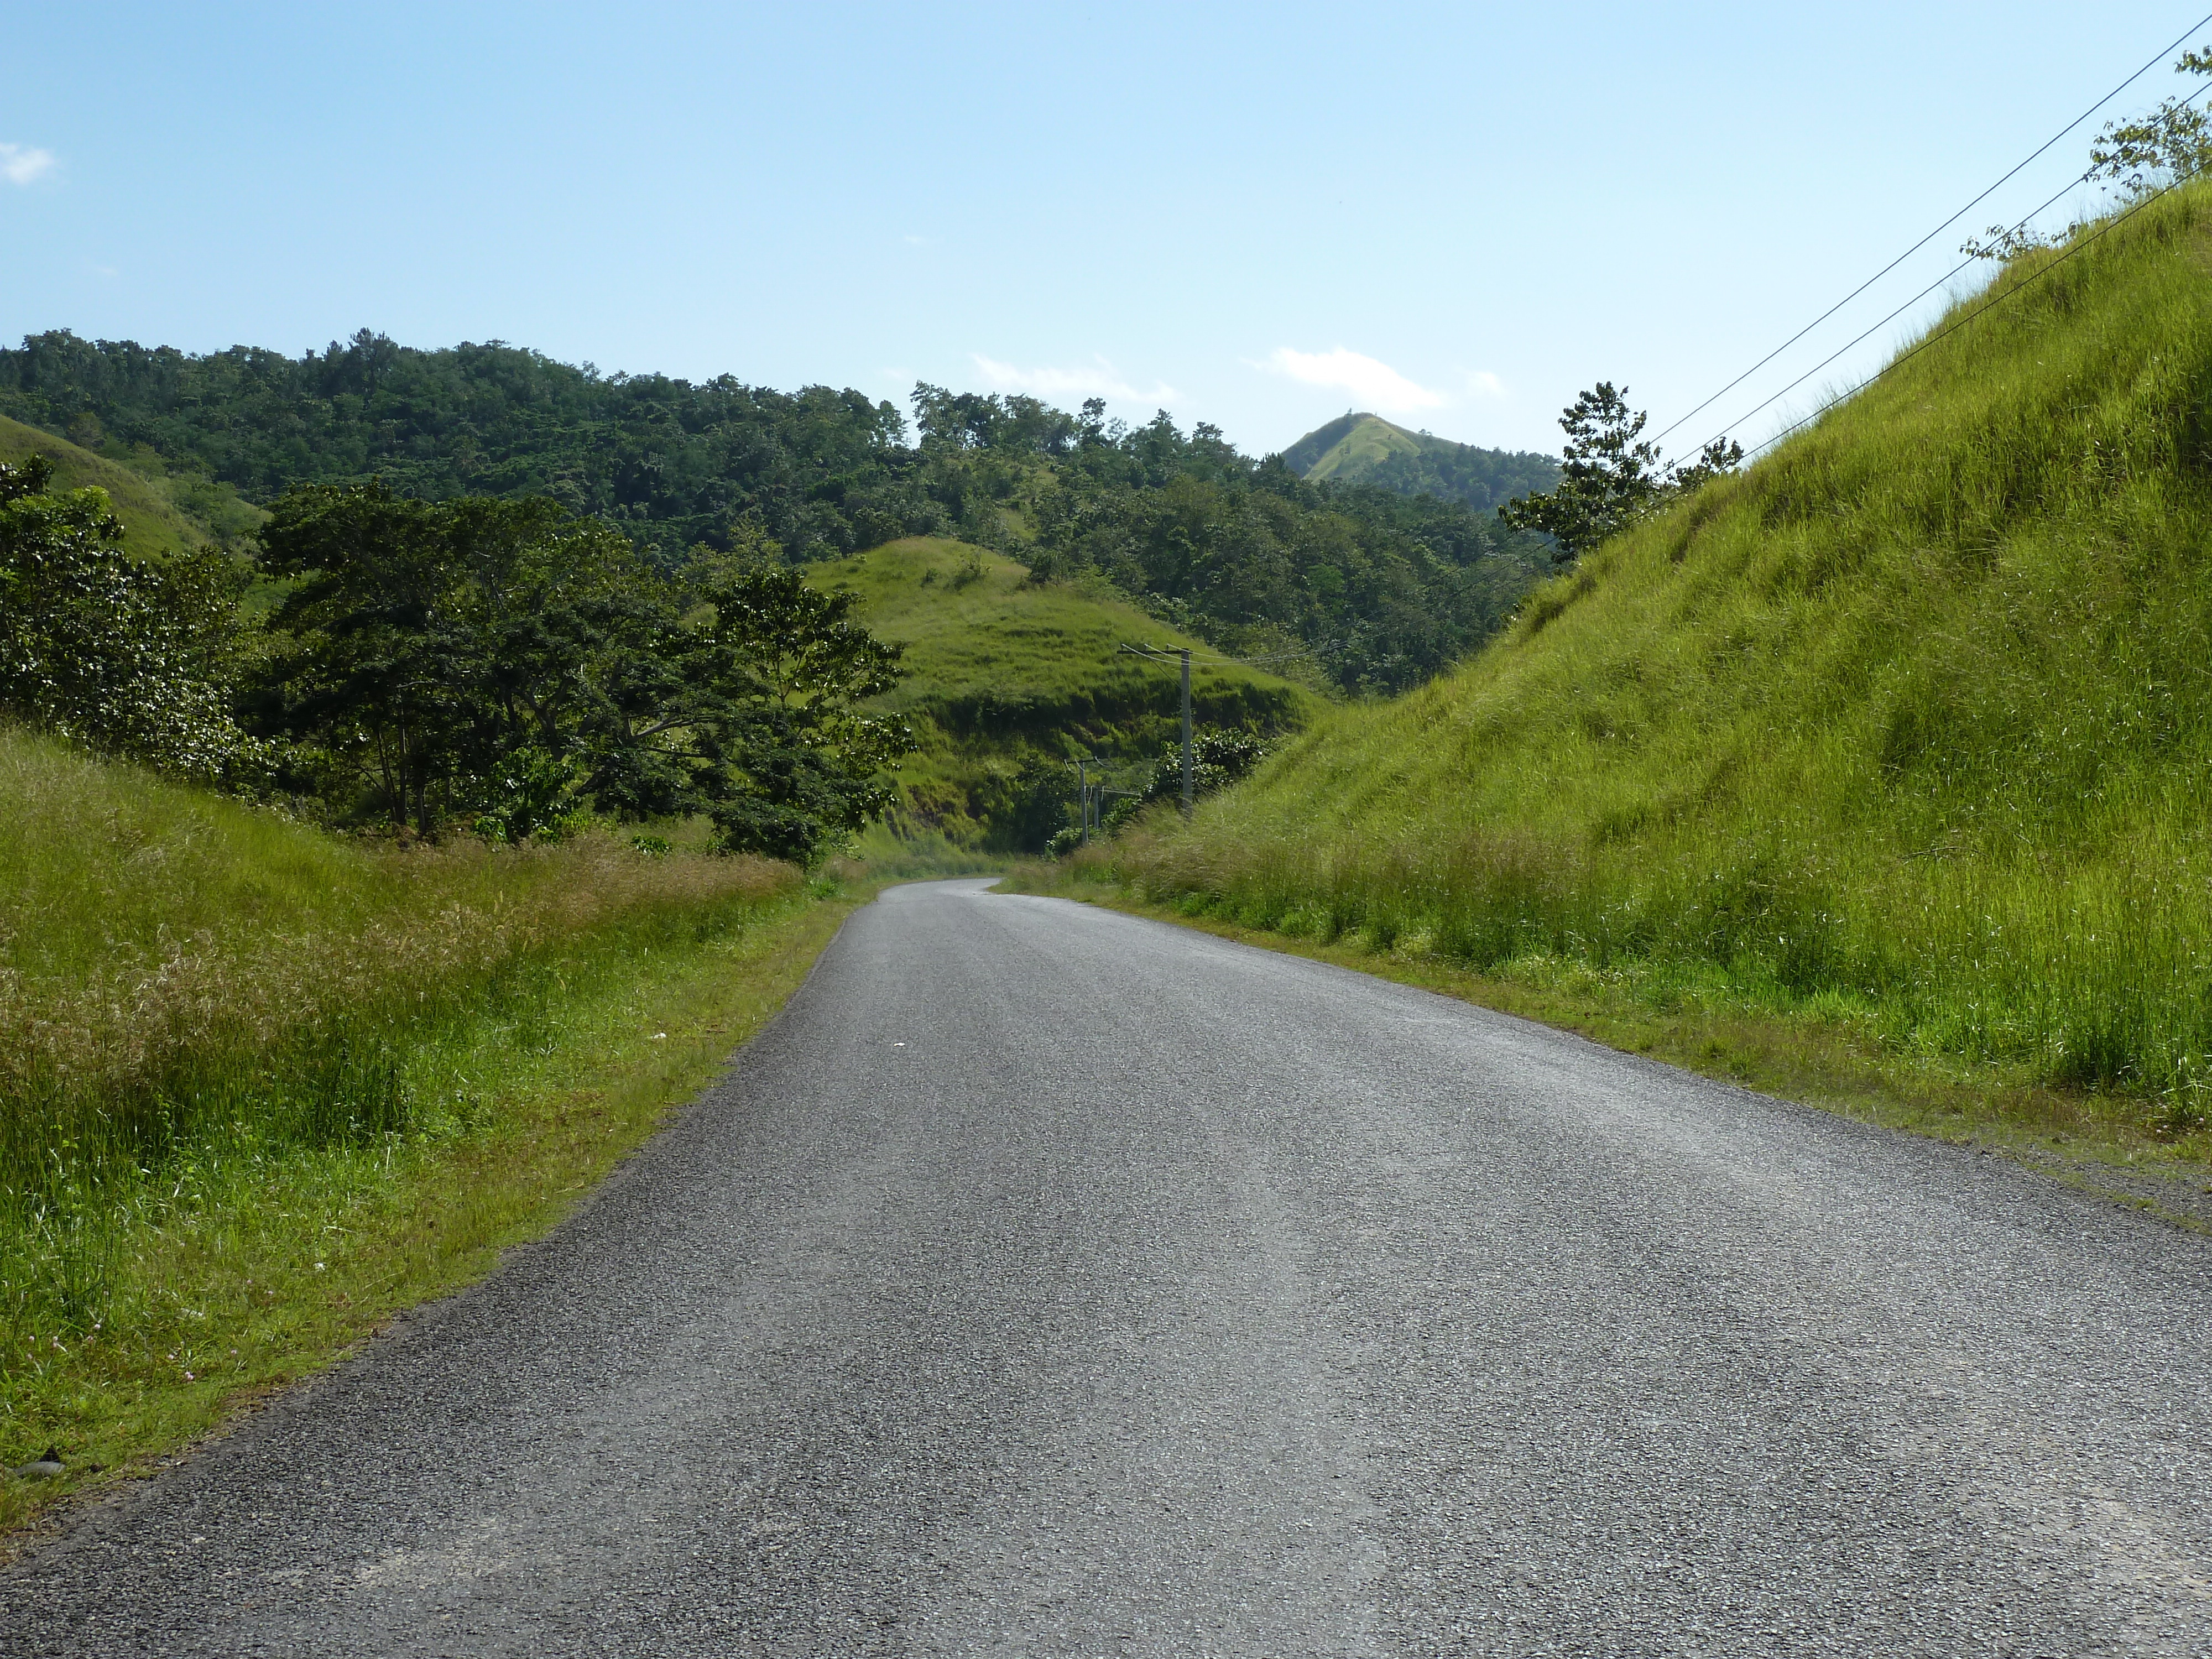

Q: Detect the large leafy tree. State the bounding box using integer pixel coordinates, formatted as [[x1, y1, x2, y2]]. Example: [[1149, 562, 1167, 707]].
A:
[[251, 483, 910, 859], [0, 454, 253, 778], [618, 557, 911, 863]]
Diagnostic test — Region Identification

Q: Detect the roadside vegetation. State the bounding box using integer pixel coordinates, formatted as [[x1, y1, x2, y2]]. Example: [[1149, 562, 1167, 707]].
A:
[[0, 424, 911, 1519], [0, 727, 869, 1525], [1039, 175, 2212, 1173]]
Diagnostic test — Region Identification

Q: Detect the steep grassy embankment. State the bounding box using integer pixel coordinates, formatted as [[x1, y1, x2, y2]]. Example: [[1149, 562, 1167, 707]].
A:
[[0, 729, 864, 1528], [1078, 181, 2212, 1140], [812, 537, 1314, 857]]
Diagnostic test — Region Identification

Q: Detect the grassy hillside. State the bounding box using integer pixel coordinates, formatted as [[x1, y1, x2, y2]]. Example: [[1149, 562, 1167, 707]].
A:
[[811, 537, 1314, 853], [1280, 411, 1424, 477], [0, 727, 865, 1524], [1081, 180, 2212, 1128], [0, 414, 259, 561], [1280, 411, 1558, 512]]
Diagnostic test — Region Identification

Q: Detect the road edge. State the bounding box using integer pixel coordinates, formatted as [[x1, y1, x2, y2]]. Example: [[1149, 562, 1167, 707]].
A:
[[1006, 878, 2212, 1235]]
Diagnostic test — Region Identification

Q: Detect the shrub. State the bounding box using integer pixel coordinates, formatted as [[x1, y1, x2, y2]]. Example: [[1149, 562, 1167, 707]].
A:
[[0, 455, 257, 781]]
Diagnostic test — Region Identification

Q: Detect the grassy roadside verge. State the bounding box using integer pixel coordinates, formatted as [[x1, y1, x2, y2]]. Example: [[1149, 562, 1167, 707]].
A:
[[1003, 865, 2212, 1230], [0, 845, 875, 1542]]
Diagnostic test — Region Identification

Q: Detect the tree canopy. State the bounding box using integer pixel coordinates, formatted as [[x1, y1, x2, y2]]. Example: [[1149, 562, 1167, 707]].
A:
[[0, 455, 253, 779], [252, 483, 910, 859], [1498, 383, 1741, 562], [1, 333, 1553, 695]]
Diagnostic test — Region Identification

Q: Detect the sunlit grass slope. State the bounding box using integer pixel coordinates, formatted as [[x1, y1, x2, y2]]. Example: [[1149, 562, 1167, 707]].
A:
[[0, 726, 787, 1068], [0, 727, 843, 1509], [1099, 181, 2212, 1115], [1287, 412, 1433, 482], [812, 537, 1313, 849], [0, 414, 258, 561]]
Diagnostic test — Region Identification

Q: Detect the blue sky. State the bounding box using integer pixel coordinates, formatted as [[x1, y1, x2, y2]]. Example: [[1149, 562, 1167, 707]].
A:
[[0, 3, 2189, 459]]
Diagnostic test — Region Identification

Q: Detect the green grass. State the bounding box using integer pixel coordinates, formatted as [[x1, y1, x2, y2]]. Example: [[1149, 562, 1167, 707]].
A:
[[838, 821, 1008, 879], [810, 537, 1314, 851], [0, 729, 866, 1528], [1067, 180, 2212, 1144], [0, 414, 260, 562], [1292, 413, 1437, 482], [816, 536, 1314, 726]]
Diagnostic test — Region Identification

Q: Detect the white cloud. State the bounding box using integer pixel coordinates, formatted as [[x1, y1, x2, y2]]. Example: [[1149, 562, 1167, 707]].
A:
[[971, 353, 1178, 405], [1262, 346, 1444, 414], [1, 144, 55, 186], [1463, 369, 1507, 399]]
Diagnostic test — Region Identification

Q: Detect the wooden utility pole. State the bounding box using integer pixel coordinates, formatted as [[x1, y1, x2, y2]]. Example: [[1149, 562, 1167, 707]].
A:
[[1178, 648, 1192, 816], [1117, 643, 1196, 818]]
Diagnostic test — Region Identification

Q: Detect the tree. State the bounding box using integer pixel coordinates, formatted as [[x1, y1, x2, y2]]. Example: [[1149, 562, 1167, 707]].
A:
[[674, 557, 912, 862], [2088, 50, 2212, 198], [0, 454, 254, 779], [251, 483, 912, 860], [1965, 51, 2212, 263], [1498, 384, 1741, 564], [252, 483, 630, 836]]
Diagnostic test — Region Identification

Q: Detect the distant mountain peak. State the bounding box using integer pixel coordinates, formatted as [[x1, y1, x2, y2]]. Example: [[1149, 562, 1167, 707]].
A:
[[1279, 413, 1557, 514]]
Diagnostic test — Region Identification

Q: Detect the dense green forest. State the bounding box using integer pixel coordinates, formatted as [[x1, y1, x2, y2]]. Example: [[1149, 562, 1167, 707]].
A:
[[0, 445, 912, 862], [0, 331, 1550, 695]]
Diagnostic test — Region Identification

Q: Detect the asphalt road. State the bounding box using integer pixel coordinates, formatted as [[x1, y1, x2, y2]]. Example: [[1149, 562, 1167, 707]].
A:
[[9, 878, 2212, 1656]]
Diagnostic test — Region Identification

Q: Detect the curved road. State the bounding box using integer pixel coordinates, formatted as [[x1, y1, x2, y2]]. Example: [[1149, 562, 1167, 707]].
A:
[[9, 879, 2212, 1656]]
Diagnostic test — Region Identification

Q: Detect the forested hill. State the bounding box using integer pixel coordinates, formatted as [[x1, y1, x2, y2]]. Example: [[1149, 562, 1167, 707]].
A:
[[0, 330, 907, 558], [1279, 411, 1557, 512], [0, 330, 1551, 694]]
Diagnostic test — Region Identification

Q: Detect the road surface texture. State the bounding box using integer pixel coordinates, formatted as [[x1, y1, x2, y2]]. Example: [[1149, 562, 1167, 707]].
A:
[[8, 879, 2212, 1657]]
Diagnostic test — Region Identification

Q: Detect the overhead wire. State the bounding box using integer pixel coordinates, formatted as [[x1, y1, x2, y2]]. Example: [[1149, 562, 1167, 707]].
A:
[[1648, 11, 2212, 452], [1691, 75, 2212, 458], [1681, 100, 2211, 461], [1714, 157, 2201, 457], [1124, 640, 1342, 666]]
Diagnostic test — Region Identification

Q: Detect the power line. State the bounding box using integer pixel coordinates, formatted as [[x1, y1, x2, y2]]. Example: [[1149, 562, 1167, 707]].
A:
[[1123, 639, 1343, 667], [1719, 163, 2194, 458], [1649, 12, 2212, 451], [1682, 100, 2208, 461], [1189, 655, 1327, 669]]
